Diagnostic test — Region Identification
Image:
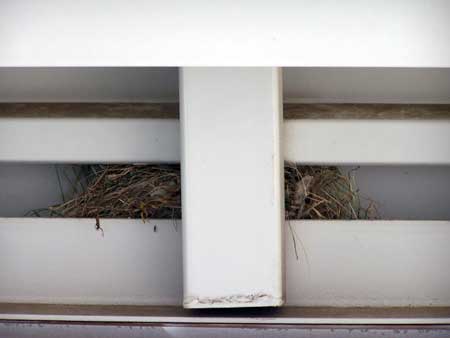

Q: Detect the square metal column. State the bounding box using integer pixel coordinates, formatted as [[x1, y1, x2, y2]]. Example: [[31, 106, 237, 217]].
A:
[[180, 67, 284, 308]]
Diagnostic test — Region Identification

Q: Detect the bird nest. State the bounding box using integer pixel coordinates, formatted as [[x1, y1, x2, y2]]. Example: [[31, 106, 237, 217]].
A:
[[35, 163, 376, 220]]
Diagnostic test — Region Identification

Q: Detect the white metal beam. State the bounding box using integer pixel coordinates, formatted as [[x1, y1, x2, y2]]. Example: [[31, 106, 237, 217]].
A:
[[2, 114, 449, 165], [2, 1, 450, 67], [1, 219, 450, 307], [284, 119, 450, 165], [0, 118, 180, 163]]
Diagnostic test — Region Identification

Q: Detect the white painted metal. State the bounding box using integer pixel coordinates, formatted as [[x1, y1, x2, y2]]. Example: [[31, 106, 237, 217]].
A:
[[2, 117, 449, 165], [180, 68, 284, 308], [0, 118, 180, 163], [285, 221, 450, 307], [0, 218, 182, 305], [284, 119, 450, 165], [2, 1, 450, 67], [1, 219, 449, 307]]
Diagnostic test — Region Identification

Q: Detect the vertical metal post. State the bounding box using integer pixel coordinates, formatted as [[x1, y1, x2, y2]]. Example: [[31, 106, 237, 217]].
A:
[[180, 67, 284, 308]]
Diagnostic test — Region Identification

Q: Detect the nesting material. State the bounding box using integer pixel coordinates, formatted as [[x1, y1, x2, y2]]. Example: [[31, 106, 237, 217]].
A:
[[42, 164, 375, 220], [48, 165, 181, 219], [284, 163, 376, 220]]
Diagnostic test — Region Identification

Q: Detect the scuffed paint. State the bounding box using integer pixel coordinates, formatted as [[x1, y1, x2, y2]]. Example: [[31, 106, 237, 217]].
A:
[[184, 293, 284, 308]]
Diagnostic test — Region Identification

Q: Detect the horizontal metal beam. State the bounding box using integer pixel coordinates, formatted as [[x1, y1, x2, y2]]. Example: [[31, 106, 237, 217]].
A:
[[2, 1, 449, 67], [1, 103, 449, 164], [1, 219, 449, 308], [284, 119, 450, 165]]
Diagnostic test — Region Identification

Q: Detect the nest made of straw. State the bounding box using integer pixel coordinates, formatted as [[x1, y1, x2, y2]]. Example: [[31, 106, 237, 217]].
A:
[[40, 163, 376, 220], [47, 165, 181, 219], [284, 163, 376, 220]]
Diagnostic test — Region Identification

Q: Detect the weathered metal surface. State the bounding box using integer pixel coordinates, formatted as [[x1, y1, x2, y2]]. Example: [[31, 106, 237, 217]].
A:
[[1, 304, 450, 324], [1, 103, 449, 119], [284, 104, 450, 120], [0, 103, 179, 119]]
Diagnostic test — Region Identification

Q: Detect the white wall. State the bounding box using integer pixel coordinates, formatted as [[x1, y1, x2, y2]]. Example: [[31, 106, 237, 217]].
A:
[[0, 164, 75, 217], [284, 68, 450, 104], [341, 166, 450, 220], [0, 68, 178, 102]]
